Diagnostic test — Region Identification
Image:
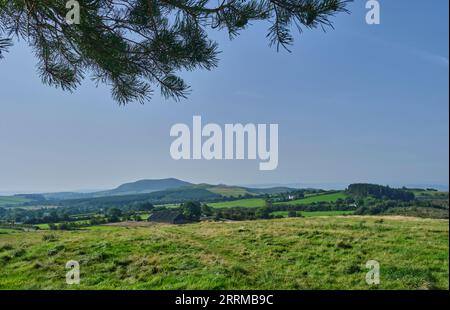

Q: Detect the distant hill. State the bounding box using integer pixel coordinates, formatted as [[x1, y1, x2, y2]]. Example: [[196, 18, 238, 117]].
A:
[[187, 184, 296, 198], [98, 178, 193, 196], [58, 187, 223, 209], [43, 178, 193, 200], [41, 179, 295, 201]]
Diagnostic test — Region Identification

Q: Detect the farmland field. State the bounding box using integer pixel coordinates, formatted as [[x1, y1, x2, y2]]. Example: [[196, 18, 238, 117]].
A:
[[272, 210, 354, 217], [208, 191, 347, 208], [275, 192, 347, 205], [205, 186, 254, 197], [0, 216, 447, 289], [209, 198, 265, 208]]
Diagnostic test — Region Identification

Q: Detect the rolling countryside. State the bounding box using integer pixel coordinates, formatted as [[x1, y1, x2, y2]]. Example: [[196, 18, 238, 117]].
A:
[[0, 179, 448, 290], [0, 216, 447, 289]]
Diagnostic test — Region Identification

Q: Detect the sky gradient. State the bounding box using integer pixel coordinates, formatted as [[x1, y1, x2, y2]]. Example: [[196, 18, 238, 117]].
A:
[[0, 0, 448, 193]]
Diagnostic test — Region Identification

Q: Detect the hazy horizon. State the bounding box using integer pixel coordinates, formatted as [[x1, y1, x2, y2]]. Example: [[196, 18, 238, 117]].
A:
[[1, 177, 448, 195]]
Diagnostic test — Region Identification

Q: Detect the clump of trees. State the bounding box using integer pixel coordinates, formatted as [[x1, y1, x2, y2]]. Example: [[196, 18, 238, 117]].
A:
[[354, 200, 449, 219], [180, 201, 202, 222], [347, 183, 415, 201], [0, 201, 155, 226]]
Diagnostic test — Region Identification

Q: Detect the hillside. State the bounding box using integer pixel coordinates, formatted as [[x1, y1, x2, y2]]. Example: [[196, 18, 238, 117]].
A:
[[208, 191, 347, 208], [0, 196, 31, 208], [0, 216, 447, 289], [275, 192, 347, 205], [37, 179, 295, 202], [42, 178, 193, 200], [58, 187, 223, 208], [99, 178, 193, 196]]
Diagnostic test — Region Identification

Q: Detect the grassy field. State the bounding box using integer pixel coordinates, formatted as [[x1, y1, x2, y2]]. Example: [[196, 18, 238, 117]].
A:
[[35, 220, 92, 230], [0, 216, 447, 289], [209, 198, 265, 208], [208, 192, 347, 208], [275, 192, 347, 205], [0, 196, 30, 207], [272, 211, 354, 217], [206, 186, 254, 198]]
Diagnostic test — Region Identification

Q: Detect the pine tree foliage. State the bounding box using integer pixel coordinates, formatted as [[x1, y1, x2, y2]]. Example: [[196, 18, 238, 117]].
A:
[[0, 0, 350, 104]]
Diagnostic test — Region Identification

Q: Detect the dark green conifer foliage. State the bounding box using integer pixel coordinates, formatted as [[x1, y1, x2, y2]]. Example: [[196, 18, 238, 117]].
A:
[[0, 0, 350, 104]]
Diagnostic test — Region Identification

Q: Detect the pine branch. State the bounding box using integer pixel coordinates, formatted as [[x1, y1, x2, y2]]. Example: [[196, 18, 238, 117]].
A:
[[0, 0, 351, 104]]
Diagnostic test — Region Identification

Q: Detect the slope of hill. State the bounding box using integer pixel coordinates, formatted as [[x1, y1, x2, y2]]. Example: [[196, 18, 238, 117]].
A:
[[0, 196, 31, 207], [209, 191, 347, 208], [42, 178, 193, 200], [58, 187, 223, 208], [39, 180, 296, 202], [191, 184, 255, 197], [98, 178, 193, 196], [275, 191, 347, 205]]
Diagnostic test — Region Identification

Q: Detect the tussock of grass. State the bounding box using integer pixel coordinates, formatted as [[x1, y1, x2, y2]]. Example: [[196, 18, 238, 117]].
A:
[[0, 216, 448, 289]]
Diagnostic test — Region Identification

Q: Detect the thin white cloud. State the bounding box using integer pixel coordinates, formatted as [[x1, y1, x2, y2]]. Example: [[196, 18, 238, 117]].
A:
[[347, 31, 449, 69], [411, 49, 449, 68]]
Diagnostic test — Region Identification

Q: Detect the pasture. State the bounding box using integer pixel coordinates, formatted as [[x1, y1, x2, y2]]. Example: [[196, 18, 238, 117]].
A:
[[209, 191, 347, 208], [275, 192, 347, 205], [271, 210, 354, 217], [0, 216, 447, 289]]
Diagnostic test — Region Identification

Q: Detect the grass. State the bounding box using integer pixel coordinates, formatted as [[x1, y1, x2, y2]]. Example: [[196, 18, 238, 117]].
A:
[[0, 216, 447, 289], [35, 220, 92, 230], [139, 213, 150, 220], [209, 198, 265, 208], [206, 186, 254, 198], [272, 211, 354, 217], [208, 192, 347, 208], [275, 192, 347, 205]]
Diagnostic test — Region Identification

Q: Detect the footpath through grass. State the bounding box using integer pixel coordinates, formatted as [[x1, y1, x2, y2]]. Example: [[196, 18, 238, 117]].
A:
[[0, 216, 448, 289]]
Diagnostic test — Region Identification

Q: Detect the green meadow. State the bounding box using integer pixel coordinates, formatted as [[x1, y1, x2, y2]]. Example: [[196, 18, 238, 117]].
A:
[[0, 216, 447, 289], [272, 210, 354, 217], [276, 192, 347, 205], [205, 186, 253, 197], [209, 198, 266, 208], [209, 191, 347, 208]]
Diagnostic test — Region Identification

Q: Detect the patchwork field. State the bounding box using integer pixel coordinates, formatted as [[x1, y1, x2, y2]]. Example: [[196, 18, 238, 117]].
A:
[[0, 216, 448, 289]]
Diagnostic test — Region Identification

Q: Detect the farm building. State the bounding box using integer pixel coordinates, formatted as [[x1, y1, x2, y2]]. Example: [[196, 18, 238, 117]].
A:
[[148, 210, 190, 224]]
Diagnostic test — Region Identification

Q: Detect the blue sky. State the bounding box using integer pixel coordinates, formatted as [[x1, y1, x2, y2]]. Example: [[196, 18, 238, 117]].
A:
[[0, 0, 448, 192]]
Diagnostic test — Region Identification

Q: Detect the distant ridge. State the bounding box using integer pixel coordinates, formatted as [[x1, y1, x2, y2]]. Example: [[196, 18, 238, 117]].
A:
[[104, 178, 192, 195], [9, 178, 449, 203], [40, 178, 297, 201], [42, 178, 193, 200]]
